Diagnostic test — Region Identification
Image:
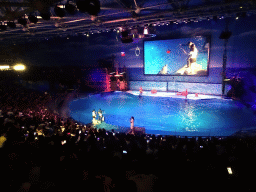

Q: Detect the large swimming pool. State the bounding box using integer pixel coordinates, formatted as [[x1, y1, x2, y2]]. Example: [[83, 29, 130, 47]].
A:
[[69, 92, 256, 136]]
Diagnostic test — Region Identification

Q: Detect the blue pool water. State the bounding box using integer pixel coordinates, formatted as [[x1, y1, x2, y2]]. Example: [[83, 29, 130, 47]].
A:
[[69, 92, 256, 136]]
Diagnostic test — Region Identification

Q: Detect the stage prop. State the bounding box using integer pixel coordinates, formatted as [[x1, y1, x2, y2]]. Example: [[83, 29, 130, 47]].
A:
[[129, 80, 222, 95], [176, 89, 188, 98], [151, 89, 157, 94], [108, 68, 128, 91], [139, 87, 143, 95]]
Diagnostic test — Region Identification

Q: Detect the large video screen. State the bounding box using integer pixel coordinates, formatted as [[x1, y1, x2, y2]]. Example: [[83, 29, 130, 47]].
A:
[[144, 36, 210, 76]]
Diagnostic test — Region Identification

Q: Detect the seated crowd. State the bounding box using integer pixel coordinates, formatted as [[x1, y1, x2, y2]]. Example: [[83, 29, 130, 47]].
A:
[[1, 87, 256, 192]]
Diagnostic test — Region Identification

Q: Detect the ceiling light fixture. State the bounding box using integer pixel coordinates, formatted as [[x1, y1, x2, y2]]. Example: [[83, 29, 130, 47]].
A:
[[28, 15, 38, 24], [54, 5, 66, 17], [0, 65, 10, 70], [13, 64, 26, 71], [143, 27, 148, 35]]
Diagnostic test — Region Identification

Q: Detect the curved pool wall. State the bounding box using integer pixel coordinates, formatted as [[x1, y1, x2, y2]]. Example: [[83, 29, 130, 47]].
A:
[[69, 92, 256, 136]]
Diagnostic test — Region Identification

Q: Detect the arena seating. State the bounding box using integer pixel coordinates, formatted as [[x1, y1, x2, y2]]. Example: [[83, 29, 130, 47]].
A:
[[1, 86, 256, 192]]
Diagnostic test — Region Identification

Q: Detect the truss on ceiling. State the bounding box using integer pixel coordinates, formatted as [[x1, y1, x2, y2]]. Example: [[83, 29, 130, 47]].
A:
[[0, 0, 256, 43]]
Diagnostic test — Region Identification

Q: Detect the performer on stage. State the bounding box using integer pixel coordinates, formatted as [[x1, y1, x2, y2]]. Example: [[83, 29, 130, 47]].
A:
[[92, 109, 96, 119], [92, 109, 97, 125], [98, 109, 103, 123], [130, 116, 135, 135], [139, 87, 143, 96]]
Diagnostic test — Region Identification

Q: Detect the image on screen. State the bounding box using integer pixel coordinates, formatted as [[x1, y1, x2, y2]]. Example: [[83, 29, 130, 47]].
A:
[[144, 36, 210, 76]]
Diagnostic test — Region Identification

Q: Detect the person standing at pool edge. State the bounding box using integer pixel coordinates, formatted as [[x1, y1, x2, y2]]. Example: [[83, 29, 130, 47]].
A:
[[92, 109, 97, 124], [139, 87, 143, 96], [92, 109, 96, 119], [98, 109, 103, 123], [130, 116, 135, 135]]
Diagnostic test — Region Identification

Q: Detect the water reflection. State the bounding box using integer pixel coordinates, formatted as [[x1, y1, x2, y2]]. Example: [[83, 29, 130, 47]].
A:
[[69, 92, 256, 136], [179, 100, 200, 132]]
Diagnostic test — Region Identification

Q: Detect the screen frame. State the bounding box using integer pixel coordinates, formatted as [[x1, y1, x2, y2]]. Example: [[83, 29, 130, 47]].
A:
[[143, 35, 211, 76]]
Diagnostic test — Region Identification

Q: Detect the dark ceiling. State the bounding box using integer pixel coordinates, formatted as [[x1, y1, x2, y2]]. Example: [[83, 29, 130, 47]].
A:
[[1, 0, 256, 44]]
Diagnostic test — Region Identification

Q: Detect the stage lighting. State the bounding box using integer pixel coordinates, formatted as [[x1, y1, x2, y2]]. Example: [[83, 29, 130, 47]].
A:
[[28, 15, 38, 24], [7, 21, 16, 28], [54, 5, 66, 17], [143, 27, 149, 35], [65, 2, 77, 15], [18, 17, 27, 26], [76, 0, 100, 16], [0, 65, 10, 70], [13, 64, 26, 71], [40, 12, 51, 20], [142, 24, 156, 38]]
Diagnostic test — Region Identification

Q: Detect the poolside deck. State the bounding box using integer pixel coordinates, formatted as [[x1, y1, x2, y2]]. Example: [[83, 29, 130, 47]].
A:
[[126, 90, 223, 100]]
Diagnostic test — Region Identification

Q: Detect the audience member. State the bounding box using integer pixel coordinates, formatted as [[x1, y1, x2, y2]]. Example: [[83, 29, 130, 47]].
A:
[[0, 86, 256, 191]]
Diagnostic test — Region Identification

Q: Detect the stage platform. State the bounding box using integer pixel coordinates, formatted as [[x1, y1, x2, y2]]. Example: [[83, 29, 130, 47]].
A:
[[126, 90, 223, 100]]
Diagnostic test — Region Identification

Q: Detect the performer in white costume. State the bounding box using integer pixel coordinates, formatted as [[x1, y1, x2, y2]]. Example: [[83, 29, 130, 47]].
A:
[[98, 109, 103, 122]]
